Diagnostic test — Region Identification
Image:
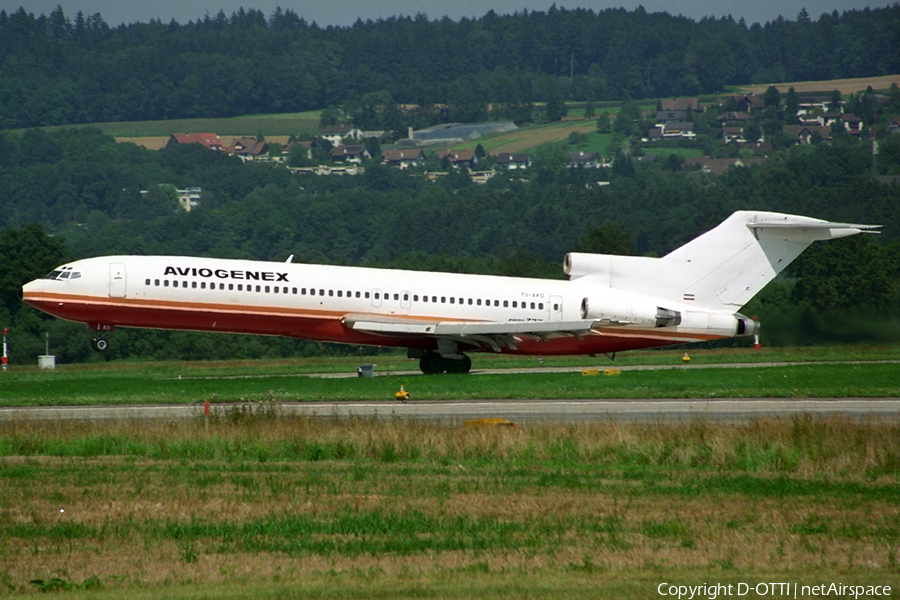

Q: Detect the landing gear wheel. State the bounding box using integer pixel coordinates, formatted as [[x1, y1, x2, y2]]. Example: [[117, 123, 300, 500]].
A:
[[419, 353, 471, 375], [91, 337, 109, 352], [419, 352, 444, 375], [446, 355, 472, 374]]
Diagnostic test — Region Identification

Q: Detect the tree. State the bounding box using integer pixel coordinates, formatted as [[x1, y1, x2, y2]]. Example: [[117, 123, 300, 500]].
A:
[[790, 235, 892, 312], [763, 85, 781, 109], [742, 121, 762, 143], [784, 87, 799, 123], [573, 221, 635, 255], [0, 223, 65, 321]]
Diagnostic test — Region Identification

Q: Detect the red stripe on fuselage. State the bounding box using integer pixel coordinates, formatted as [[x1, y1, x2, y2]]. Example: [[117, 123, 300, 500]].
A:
[[22, 292, 700, 355]]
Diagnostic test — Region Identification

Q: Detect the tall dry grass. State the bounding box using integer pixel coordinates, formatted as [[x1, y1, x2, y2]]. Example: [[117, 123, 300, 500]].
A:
[[1, 414, 898, 596]]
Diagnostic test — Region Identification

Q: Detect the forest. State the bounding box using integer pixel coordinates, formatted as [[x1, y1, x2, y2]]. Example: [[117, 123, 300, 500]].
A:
[[0, 4, 899, 364], [1, 4, 899, 129], [1, 124, 899, 364]]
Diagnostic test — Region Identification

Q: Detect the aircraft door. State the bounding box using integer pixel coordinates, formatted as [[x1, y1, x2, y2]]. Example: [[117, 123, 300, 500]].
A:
[[109, 263, 127, 298], [401, 291, 411, 310], [371, 288, 383, 308], [549, 296, 563, 322]]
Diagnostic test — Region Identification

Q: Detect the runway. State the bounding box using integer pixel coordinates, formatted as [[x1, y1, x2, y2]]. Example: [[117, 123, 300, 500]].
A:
[[2, 397, 898, 423]]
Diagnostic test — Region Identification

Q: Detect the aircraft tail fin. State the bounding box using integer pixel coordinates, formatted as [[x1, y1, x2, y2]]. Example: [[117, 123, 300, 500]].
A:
[[566, 211, 879, 310]]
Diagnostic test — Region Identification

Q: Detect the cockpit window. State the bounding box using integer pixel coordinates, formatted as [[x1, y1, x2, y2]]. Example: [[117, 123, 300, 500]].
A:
[[43, 267, 81, 281]]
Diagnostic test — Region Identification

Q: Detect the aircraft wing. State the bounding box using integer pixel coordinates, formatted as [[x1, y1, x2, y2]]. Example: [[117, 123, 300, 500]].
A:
[[341, 314, 599, 351]]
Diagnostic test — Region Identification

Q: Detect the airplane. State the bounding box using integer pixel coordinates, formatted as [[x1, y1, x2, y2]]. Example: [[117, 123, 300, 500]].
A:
[[21, 211, 878, 374]]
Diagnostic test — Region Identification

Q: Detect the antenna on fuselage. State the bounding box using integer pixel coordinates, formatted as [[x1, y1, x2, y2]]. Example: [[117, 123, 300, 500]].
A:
[[285, 255, 294, 263]]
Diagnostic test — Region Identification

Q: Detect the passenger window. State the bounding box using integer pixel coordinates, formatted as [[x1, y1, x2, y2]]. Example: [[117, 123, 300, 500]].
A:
[[164, 280, 169, 287], [293, 288, 298, 294], [539, 303, 544, 310], [256, 285, 261, 292], [337, 290, 343, 297], [154, 279, 160, 286], [192, 282, 197, 289], [413, 295, 418, 302], [450, 297, 455, 304], [468, 299, 473, 305], [441, 297, 446, 303], [432, 296, 437, 302], [365, 292, 370, 299], [530, 302, 535, 309], [201, 282, 206, 289], [236, 284, 241, 291], [394, 293, 399, 301], [503, 301, 508, 307], [265, 286, 270, 293], [423, 296, 428, 303], [145, 279, 150, 285], [355, 291, 360, 298], [476, 299, 481, 306], [512, 301, 517, 308]]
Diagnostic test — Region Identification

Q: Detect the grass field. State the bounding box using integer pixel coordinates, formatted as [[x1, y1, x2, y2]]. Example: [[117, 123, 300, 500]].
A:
[[2, 346, 899, 408], [17, 111, 322, 140], [1, 416, 898, 598], [739, 74, 900, 96], [1, 346, 898, 598]]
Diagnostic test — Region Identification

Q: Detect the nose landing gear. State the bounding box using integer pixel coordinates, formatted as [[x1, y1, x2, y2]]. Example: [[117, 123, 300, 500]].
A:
[[89, 323, 114, 353]]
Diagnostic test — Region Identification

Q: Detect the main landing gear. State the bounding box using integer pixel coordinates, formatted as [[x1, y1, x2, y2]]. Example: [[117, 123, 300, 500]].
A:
[[418, 352, 472, 375]]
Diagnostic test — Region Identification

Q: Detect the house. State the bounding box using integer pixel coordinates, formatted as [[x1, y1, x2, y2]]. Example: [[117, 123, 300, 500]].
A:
[[684, 157, 764, 175], [227, 137, 269, 158], [568, 151, 601, 168], [783, 125, 833, 145], [165, 133, 224, 151], [841, 114, 862, 135], [320, 125, 363, 146], [796, 95, 833, 115], [656, 110, 687, 124], [176, 187, 201, 212], [660, 98, 700, 112], [662, 122, 695, 139], [436, 150, 477, 169], [330, 145, 370, 163], [731, 94, 765, 112], [722, 126, 743, 143], [889, 116, 900, 135], [716, 111, 752, 124], [737, 141, 773, 154], [495, 153, 532, 170], [381, 149, 425, 169]]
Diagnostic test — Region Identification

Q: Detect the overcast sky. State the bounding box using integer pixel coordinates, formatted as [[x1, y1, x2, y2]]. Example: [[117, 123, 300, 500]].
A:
[[1, 0, 893, 28]]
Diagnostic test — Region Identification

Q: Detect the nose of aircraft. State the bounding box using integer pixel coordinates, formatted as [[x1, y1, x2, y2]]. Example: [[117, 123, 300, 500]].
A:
[[20, 278, 44, 304]]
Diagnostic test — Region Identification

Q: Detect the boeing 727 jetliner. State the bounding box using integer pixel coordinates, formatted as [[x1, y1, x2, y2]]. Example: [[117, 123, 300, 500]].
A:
[[22, 211, 878, 374]]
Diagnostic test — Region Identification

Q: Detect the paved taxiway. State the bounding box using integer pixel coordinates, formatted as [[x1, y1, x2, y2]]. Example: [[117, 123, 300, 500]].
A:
[[2, 398, 898, 424]]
